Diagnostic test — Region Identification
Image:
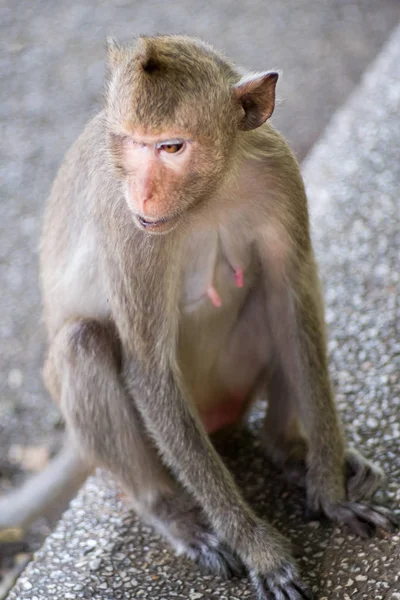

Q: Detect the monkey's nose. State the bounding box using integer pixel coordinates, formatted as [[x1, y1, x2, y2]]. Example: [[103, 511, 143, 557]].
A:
[[138, 195, 156, 217], [142, 192, 154, 204], [139, 196, 153, 213]]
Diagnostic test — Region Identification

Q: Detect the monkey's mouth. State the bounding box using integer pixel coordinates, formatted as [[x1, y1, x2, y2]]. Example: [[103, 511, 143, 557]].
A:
[[136, 214, 177, 233]]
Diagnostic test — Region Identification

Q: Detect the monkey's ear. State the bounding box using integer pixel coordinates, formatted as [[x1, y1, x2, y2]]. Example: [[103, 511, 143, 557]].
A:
[[106, 37, 124, 70], [233, 72, 279, 131]]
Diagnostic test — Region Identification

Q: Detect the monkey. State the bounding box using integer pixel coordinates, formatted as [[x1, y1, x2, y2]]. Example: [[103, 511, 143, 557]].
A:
[[0, 35, 397, 600]]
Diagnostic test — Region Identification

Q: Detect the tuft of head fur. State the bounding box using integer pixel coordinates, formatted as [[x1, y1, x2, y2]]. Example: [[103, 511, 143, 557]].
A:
[[134, 38, 160, 74], [105, 35, 240, 143]]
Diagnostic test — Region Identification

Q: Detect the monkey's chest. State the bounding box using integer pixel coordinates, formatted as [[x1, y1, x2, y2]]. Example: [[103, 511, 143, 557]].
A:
[[179, 227, 255, 314], [177, 227, 262, 429], [180, 229, 254, 318]]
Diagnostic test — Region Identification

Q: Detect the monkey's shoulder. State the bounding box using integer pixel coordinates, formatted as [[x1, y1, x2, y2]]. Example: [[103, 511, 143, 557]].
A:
[[41, 216, 111, 337]]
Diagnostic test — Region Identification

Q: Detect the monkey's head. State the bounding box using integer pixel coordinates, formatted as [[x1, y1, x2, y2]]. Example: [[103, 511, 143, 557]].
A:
[[105, 35, 278, 234]]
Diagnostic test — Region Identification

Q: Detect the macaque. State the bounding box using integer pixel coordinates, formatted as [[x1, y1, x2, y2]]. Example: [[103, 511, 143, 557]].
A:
[[0, 35, 397, 600]]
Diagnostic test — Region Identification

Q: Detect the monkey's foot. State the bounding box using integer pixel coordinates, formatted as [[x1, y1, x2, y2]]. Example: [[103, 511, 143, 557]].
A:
[[318, 501, 399, 538], [184, 530, 245, 578], [250, 562, 314, 600]]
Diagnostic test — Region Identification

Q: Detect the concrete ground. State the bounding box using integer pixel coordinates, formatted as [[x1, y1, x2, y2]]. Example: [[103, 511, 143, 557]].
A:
[[1, 0, 400, 598]]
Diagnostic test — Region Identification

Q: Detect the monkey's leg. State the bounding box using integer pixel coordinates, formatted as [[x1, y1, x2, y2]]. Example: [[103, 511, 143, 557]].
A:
[[261, 368, 308, 487], [48, 318, 243, 578], [261, 375, 384, 500], [0, 441, 89, 530], [296, 290, 397, 535], [264, 259, 397, 537]]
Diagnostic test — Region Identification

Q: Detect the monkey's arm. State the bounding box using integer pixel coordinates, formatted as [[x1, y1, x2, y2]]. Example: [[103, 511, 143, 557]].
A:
[[0, 441, 90, 530], [124, 362, 299, 583]]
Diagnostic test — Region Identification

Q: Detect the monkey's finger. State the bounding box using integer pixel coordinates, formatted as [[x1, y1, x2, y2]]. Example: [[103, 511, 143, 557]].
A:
[[190, 533, 246, 578], [250, 563, 314, 600], [254, 578, 314, 600], [328, 506, 375, 539], [371, 504, 400, 526], [345, 450, 385, 502]]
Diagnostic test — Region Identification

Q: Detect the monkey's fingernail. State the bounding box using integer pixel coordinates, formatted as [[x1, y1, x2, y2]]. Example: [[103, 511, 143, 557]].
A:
[[207, 285, 222, 307], [234, 268, 243, 288]]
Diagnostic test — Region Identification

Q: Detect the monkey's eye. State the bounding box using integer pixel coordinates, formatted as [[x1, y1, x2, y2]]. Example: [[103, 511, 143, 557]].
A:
[[159, 142, 184, 154]]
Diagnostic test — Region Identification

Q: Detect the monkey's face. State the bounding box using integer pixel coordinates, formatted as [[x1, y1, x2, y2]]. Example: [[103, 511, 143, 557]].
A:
[[104, 37, 244, 234], [113, 127, 232, 235]]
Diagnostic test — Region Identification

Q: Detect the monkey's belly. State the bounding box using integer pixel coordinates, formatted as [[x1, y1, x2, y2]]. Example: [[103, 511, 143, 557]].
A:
[[198, 393, 249, 433]]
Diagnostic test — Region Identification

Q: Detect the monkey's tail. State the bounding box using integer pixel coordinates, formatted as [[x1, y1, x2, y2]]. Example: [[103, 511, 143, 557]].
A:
[[0, 441, 91, 530]]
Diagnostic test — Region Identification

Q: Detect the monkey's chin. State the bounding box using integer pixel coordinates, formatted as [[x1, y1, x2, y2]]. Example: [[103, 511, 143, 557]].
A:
[[135, 214, 179, 235]]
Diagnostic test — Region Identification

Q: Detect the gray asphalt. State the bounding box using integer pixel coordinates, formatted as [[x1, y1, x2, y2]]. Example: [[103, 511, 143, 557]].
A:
[[5, 14, 400, 600]]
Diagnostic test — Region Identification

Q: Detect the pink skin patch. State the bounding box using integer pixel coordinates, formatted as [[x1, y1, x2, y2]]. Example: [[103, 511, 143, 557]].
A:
[[235, 268, 244, 288], [207, 285, 222, 307], [199, 394, 246, 433], [207, 268, 244, 308]]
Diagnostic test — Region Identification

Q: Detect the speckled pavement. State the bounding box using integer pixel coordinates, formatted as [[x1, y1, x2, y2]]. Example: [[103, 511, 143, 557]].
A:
[[302, 24, 400, 599], [7, 19, 400, 600]]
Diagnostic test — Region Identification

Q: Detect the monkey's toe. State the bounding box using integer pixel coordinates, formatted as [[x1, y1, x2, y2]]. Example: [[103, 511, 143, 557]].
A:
[[186, 532, 245, 578], [325, 501, 399, 538], [345, 448, 385, 502], [250, 562, 314, 600]]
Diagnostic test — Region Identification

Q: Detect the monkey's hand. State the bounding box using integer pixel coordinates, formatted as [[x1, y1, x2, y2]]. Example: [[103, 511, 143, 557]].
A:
[[250, 562, 314, 600], [344, 447, 385, 502], [235, 520, 314, 600]]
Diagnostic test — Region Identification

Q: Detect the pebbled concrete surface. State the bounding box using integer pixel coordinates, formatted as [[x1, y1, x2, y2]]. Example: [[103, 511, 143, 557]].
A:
[[7, 18, 400, 600], [303, 24, 400, 600]]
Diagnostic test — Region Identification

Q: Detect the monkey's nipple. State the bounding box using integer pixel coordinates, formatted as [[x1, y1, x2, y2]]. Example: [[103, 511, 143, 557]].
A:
[[234, 267, 244, 288], [207, 285, 222, 308], [206, 268, 244, 308]]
